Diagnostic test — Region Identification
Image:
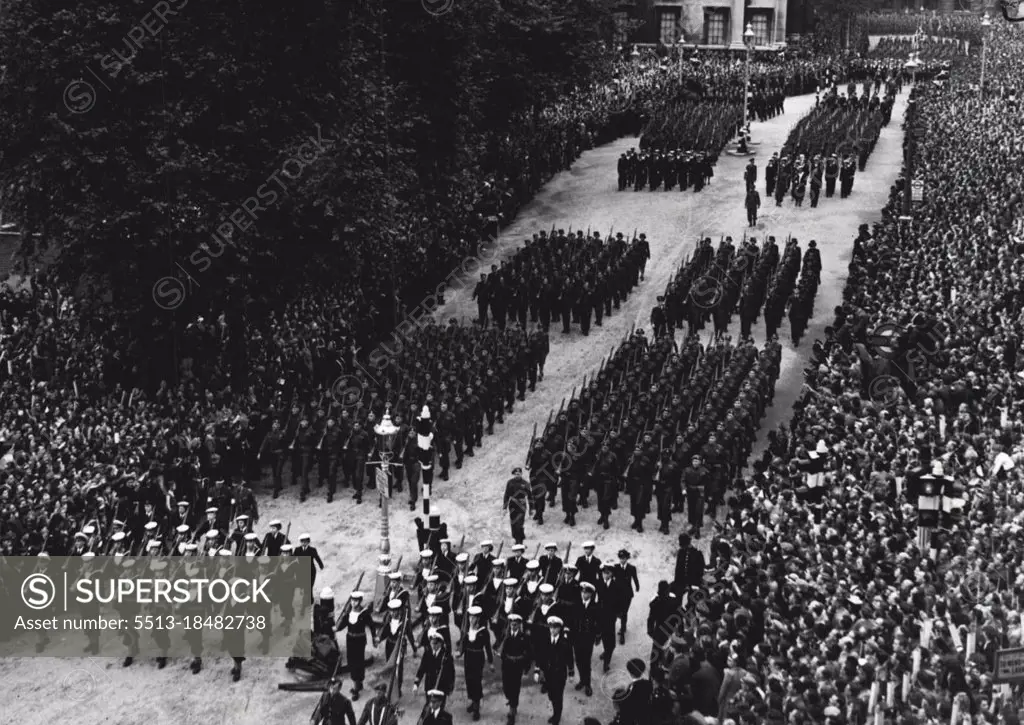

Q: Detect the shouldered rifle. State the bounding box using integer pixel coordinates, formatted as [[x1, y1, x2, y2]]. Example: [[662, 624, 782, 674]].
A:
[[334, 572, 367, 629]]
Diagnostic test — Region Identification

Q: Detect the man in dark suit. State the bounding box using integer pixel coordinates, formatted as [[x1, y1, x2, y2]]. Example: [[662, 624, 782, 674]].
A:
[[574, 542, 601, 587], [295, 533, 325, 603], [613, 549, 640, 644], [415, 631, 456, 701], [572, 582, 602, 696], [595, 565, 621, 671], [616, 658, 654, 725], [419, 690, 453, 725], [534, 616, 574, 725]]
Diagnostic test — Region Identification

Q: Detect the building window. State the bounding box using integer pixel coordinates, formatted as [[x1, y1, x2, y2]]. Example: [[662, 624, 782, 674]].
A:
[[658, 8, 681, 45], [613, 11, 628, 44], [704, 9, 729, 46], [749, 12, 771, 46]]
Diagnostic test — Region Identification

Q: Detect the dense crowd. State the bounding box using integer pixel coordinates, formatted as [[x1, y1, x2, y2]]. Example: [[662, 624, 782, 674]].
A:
[[867, 36, 967, 62]]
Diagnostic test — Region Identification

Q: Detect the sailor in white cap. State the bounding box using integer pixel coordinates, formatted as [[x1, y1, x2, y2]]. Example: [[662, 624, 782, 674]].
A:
[[385, 570, 411, 613], [336, 590, 377, 700], [260, 519, 287, 556], [502, 613, 530, 721], [534, 615, 573, 724], [457, 604, 493, 719], [522, 559, 543, 599], [203, 529, 220, 556], [469, 540, 495, 582], [539, 542, 564, 585], [507, 543, 527, 581], [195, 506, 218, 540], [228, 514, 250, 552], [458, 574, 481, 628], [71, 531, 88, 555], [414, 548, 437, 595], [375, 599, 412, 696], [294, 533, 324, 603], [109, 529, 128, 555], [498, 578, 527, 641], [173, 524, 191, 555], [421, 688, 451, 725], [420, 605, 452, 652], [242, 532, 260, 556], [420, 572, 442, 615], [171, 499, 189, 530], [575, 542, 602, 587], [414, 629, 455, 703]]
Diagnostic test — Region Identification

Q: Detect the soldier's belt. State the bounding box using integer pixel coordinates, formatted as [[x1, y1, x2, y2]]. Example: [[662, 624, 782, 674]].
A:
[[503, 654, 527, 662], [346, 631, 369, 639]]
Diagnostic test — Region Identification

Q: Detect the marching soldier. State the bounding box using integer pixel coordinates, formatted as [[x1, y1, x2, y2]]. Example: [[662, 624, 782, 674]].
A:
[[825, 153, 839, 197], [494, 577, 528, 648], [260, 419, 286, 498], [321, 418, 344, 502], [457, 606, 494, 720], [418, 606, 452, 654], [381, 599, 416, 697], [503, 468, 531, 545], [336, 591, 378, 700], [435, 401, 454, 482], [765, 152, 778, 196], [500, 614, 531, 725]]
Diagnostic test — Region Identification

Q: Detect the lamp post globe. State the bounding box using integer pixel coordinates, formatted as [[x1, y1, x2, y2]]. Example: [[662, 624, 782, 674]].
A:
[[374, 407, 400, 555]]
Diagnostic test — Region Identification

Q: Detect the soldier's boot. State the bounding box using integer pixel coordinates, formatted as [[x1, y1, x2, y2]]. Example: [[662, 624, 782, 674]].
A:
[[507, 708, 517, 725], [123, 657, 133, 667], [351, 682, 361, 700], [440, 469, 449, 481], [232, 661, 242, 682], [191, 657, 202, 674], [156, 657, 167, 669], [659, 521, 670, 534], [568, 514, 576, 526], [473, 702, 481, 721]]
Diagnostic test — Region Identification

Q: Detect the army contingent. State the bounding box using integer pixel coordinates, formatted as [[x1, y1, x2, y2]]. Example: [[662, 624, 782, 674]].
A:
[[771, 83, 896, 208], [472, 228, 651, 337], [520, 327, 781, 539], [616, 148, 716, 193]]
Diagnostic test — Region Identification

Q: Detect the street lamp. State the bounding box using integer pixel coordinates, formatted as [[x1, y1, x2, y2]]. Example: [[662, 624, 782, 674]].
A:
[[742, 23, 755, 146], [905, 52, 921, 86], [677, 38, 686, 82], [372, 405, 400, 556], [981, 12, 992, 96]]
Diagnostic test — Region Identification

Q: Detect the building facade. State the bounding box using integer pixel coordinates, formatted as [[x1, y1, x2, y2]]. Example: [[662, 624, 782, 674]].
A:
[[613, 0, 789, 48]]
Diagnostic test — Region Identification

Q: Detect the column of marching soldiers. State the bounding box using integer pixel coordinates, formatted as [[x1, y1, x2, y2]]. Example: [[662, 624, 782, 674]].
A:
[[616, 91, 786, 193], [658, 234, 821, 347], [758, 79, 897, 209]]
